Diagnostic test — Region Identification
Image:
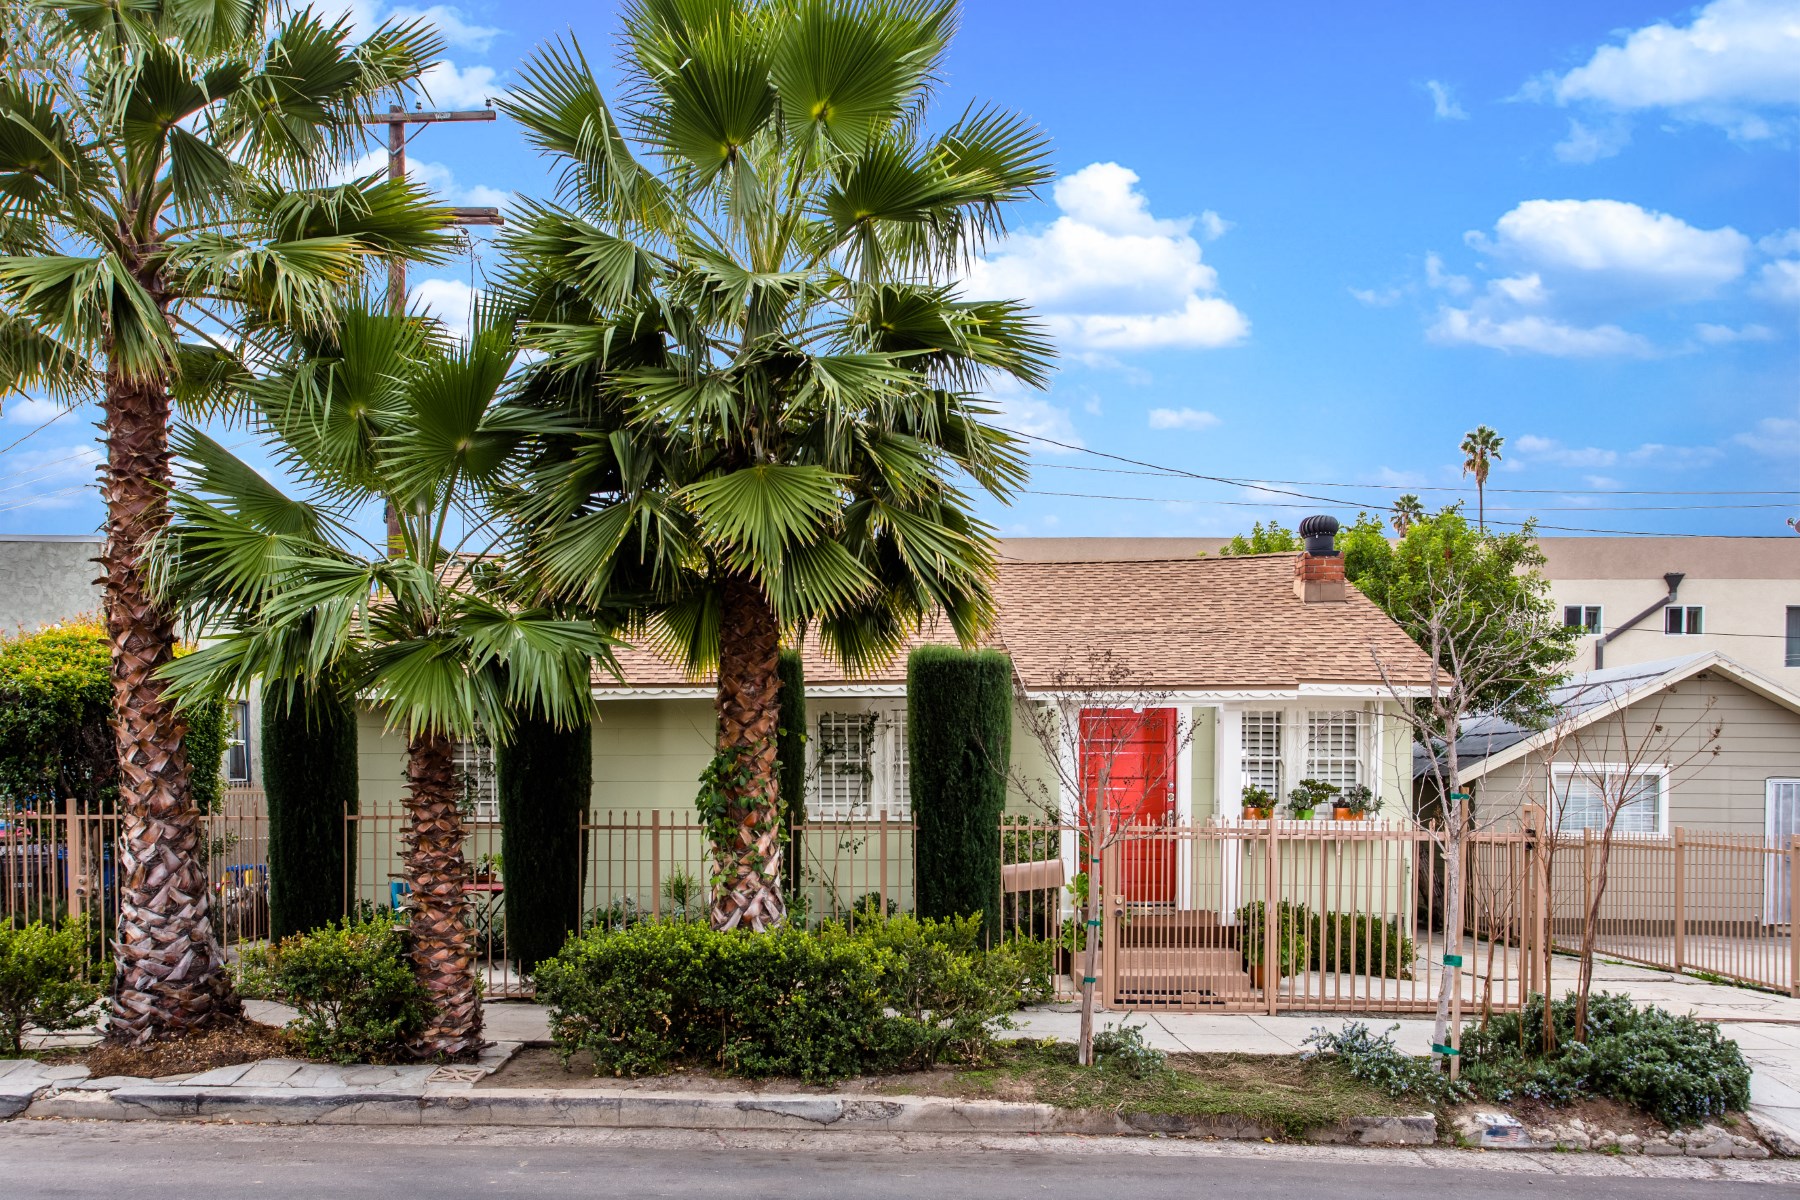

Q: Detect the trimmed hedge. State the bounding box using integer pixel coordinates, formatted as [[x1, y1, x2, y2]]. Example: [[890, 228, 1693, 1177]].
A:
[[497, 714, 591, 973], [908, 646, 1012, 939], [776, 648, 806, 897], [263, 688, 359, 940]]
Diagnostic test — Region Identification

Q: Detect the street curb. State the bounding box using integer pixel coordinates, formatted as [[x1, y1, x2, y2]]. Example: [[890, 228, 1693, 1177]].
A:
[[16, 1083, 1436, 1145]]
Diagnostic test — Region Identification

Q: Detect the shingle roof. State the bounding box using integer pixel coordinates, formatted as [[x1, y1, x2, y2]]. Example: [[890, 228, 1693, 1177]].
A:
[[596, 552, 1438, 693]]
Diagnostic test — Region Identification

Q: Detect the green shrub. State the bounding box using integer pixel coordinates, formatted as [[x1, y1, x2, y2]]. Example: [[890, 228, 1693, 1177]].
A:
[[908, 646, 1012, 940], [1236, 900, 1308, 974], [1092, 1018, 1168, 1078], [0, 917, 104, 1053], [1463, 992, 1750, 1127], [183, 693, 231, 815], [497, 714, 590, 973], [229, 942, 279, 1002], [1238, 900, 1415, 980], [1303, 1021, 1468, 1105], [265, 919, 431, 1063], [263, 687, 359, 939], [535, 915, 1049, 1081]]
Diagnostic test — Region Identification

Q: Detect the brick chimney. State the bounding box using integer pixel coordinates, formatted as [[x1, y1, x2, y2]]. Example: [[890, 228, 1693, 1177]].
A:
[[1293, 514, 1346, 603]]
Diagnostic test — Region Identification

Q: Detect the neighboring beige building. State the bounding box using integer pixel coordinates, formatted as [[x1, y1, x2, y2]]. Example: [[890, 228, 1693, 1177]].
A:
[[1537, 537, 1800, 680]]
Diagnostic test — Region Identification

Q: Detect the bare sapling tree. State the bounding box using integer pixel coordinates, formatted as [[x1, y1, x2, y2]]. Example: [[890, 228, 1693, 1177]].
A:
[[1010, 647, 1196, 1066], [1553, 688, 1721, 1040], [1372, 564, 1567, 1073]]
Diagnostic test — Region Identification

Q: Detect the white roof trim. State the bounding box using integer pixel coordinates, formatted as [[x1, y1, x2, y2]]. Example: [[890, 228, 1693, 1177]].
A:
[[1458, 651, 1800, 783], [593, 683, 909, 701], [595, 682, 1422, 703]]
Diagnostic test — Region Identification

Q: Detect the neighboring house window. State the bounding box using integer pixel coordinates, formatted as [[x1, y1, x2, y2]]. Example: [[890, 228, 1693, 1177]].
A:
[[1552, 766, 1665, 835], [1664, 605, 1704, 635], [1304, 710, 1364, 790], [1786, 606, 1800, 668], [1563, 605, 1602, 632], [454, 732, 499, 823], [1241, 711, 1283, 799], [809, 708, 909, 821], [226, 699, 252, 784]]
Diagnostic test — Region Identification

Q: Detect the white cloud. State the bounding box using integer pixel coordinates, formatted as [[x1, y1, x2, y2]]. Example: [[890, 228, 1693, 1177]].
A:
[[410, 277, 478, 340], [333, 148, 511, 210], [1513, 435, 1726, 472], [1196, 210, 1233, 240], [1731, 415, 1800, 458], [0, 444, 102, 509], [1428, 309, 1653, 357], [982, 378, 1082, 452], [1513, 434, 1619, 468], [418, 60, 501, 108], [1424, 80, 1468, 121], [1147, 407, 1221, 432], [1695, 321, 1776, 343], [327, 0, 499, 49], [3, 396, 65, 425], [1761, 229, 1800, 256], [1553, 118, 1631, 163], [1538, 0, 1800, 141], [1424, 252, 1471, 296], [965, 162, 1249, 354], [1755, 258, 1800, 304], [1472, 199, 1749, 298], [1350, 286, 1402, 307]]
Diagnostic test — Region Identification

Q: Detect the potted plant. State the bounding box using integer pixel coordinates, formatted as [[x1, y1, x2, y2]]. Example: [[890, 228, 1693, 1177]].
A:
[[1240, 784, 1273, 821], [1337, 784, 1379, 821], [1287, 779, 1337, 821], [472, 852, 502, 885], [1238, 899, 1305, 990]]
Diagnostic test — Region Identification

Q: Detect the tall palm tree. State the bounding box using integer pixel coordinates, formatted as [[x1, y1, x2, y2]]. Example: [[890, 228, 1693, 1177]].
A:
[[1460, 425, 1504, 533], [495, 0, 1053, 930], [156, 300, 616, 1058], [1391, 493, 1424, 536], [0, 0, 455, 1043]]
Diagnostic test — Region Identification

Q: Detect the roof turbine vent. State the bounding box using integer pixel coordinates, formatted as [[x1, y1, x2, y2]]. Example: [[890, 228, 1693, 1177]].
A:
[[1298, 514, 1340, 558]]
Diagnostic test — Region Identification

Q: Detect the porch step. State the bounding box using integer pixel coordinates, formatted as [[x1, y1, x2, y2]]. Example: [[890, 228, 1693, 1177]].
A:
[[1113, 947, 1255, 1003], [1117, 947, 1244, 974]]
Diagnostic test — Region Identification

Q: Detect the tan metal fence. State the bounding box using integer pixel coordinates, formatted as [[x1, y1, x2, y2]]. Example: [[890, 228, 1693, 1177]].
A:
[[1541, 828, 1799, 995]]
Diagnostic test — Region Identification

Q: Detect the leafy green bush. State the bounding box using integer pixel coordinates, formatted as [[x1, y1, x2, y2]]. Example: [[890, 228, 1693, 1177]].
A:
[[1237, 900, 1308, 974], [1303, 1021, 1468, 1105], [1463, 992, 1750, 1127], [229, 942, 279, 1001], [265, 919, 431, 1063], [1238, 900, 1414, 980], [0, 917, 104, 1053], [535, 915, 1050, 1081], [1092, 1018, 1168, 1078]]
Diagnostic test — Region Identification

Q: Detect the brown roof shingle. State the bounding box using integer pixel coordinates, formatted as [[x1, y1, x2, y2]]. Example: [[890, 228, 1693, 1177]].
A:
[[594, 553, 1437, 692]]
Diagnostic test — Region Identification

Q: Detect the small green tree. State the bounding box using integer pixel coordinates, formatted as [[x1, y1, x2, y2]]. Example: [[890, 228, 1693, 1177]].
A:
[[497, 715, 592, 974], [908, 647, 1012, 940], [263, 687, 359, 940], [0, 918, 103, 1054], [1217, 521, 1298, 556], [777, 649, 808, 900]]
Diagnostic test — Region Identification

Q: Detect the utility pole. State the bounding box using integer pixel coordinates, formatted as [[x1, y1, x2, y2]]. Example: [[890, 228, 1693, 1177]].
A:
[[360, 104, 504, 550], [362, 104, 505, 315]]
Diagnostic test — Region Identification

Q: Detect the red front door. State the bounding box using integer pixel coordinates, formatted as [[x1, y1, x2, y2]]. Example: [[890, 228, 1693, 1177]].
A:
[[1081, 708, 1177, 904]]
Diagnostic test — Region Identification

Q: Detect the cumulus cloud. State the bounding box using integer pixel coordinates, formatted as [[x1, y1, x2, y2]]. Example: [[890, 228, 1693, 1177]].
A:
[[1426, 199, 1763, 356], [328, 0, 500, 49], [1425, 80, 1468, 121], [981, 377, 1083, 452], [3, 396, 67, 425], [1147, 407, 1221, 432], [1513, 435, 1726, 472], [1695, 322, 1776, 344], [1755, 258, 1800, 304], [418, 60, 501, 108], [1350, 286, 1402, 307], [965, 163, 1249, 354], [410, 277, 478, 340], [1535, 0, 1800, 143], [0, 444, 102, 510], [1553, 118, 1632, 164], [334, 149, 512, 210], [1732, 415, 1800, 458]]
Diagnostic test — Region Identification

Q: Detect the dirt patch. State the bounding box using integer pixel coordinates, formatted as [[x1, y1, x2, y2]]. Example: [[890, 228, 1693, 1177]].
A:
[[79, 1018, 296, 1080], [480, 1046, 952, 1096]]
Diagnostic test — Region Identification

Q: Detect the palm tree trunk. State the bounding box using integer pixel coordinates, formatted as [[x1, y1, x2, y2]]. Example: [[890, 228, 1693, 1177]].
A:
[[711, 572, 786, 931], [103, 370, 238, 1044], [403, 731, 483, 1058]]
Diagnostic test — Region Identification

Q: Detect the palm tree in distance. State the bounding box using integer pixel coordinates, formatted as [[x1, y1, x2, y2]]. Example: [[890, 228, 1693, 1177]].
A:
[[1460, 425, 1504, 533], [1391, 493, 1425, 536], [0, 0, 455, 1043], [495, 0, 1054, 931]]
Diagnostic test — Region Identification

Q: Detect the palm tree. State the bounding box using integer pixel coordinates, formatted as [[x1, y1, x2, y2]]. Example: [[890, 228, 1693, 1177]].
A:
[[494, 0, 1053, 930], [0, 0, 455, 1042], [1391, 494, 1424, 536], [1460, 425, 1504, 533], [156, 300, 616, 1058]]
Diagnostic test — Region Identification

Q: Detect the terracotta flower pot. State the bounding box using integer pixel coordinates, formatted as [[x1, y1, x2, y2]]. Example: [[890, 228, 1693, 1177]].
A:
[[1246, 807, 1271, 820], [1333, 806, 1354, 820], [1249, 962, 1282, 990]]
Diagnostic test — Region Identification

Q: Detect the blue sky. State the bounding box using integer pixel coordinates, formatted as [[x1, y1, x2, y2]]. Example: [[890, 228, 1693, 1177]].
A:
[[2, 0, 1796, 538]]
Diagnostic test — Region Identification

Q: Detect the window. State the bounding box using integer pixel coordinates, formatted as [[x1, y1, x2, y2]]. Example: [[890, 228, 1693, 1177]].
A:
[[1304, 710, 1365, 791], [1552, 766, 1665, 835], [809, 708, 909, 821], [225, 700, 252, 784], [1786, 606, 1800, 668], [1664, 605, 1704, 635], [1241, 711, 1283, 799], [1563, 605, 1602, 632], [454, 732, 498, 823]]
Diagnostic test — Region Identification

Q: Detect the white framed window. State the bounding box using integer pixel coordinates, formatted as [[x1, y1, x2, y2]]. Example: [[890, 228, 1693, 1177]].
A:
[[1304, 710, 1365, 791], [1664, 605, 1704, 636], [226, 699, 252, 784], [1563, 605, 1602, 633], [1551, 764, 1667, 836], [454, 732, 499, 823], [809, 706, 909, 821], [1241, 711, 1283, 799]]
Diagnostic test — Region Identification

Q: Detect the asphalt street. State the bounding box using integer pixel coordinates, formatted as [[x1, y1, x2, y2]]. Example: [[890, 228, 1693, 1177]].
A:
[[3, 1122, 1798, 1199]]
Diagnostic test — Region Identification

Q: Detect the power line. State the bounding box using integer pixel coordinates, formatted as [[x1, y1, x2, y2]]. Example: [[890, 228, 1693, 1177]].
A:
[[0, 405, 78, 457]]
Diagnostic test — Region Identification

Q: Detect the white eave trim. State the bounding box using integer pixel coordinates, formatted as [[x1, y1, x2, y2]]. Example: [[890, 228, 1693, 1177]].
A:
[[592, 682, 908, 701], [1020, 685, 1429, 704]]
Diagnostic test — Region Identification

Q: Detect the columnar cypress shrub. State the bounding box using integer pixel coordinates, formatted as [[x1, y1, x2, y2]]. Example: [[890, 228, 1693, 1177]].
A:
[[776, 649, 807, 898], [497, 715, 592, 973], [263, 688, 358, 940], [907, 647, 1012, 939]]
